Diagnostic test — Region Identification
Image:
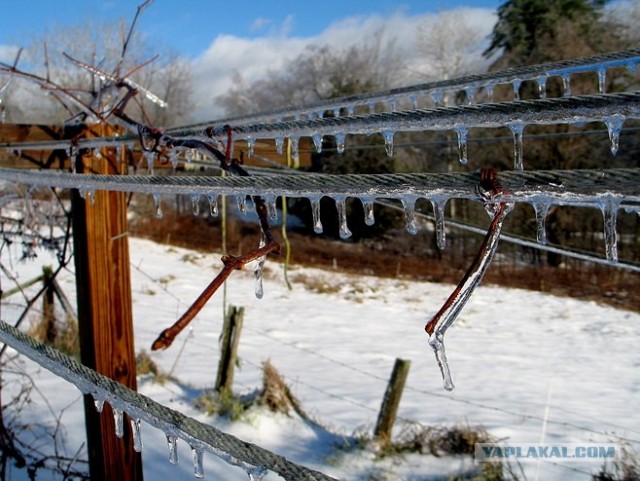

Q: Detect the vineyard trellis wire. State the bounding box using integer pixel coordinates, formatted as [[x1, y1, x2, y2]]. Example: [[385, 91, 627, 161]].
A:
[[1, 39, 639, 479]]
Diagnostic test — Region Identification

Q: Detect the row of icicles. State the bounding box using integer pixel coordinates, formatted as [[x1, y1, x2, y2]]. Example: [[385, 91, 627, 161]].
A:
[[92, 395, 268, 480]]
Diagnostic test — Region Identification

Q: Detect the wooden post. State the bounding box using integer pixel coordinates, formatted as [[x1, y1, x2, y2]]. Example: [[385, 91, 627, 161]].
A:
[[72, 124, 142, 481], [374, 358, 411, 446], [215, 305, 244, 393]]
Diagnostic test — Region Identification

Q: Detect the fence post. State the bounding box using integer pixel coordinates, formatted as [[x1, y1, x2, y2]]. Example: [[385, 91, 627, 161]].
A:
[[374, 358, 411, 446], [71, 124, 142, 481], [215, 305, 244, 393]]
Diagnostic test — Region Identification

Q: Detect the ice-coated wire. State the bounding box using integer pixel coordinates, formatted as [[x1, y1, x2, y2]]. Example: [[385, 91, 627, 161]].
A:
[[167, 48, 640, 128], [0, 320, 337, 481], [1, 91, 639, 153], [0, 167, 638, 211]]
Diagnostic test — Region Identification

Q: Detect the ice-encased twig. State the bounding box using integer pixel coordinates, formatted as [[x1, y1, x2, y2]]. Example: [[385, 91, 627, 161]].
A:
[[425, 202, 512, 390]]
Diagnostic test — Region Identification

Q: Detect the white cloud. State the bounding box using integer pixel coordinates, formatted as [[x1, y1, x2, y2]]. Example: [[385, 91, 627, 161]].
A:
[[190, 8, 497, 121]]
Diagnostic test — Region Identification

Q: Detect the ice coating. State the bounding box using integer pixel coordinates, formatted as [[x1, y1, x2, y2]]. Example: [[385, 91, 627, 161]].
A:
[[165, 434, 179, 465], [191, 194, 200, 216], [508, 122, 525, 170], [152, 193, 163, 219], [430, 197, 448, 250], [131, 418, 143, 452], [382, 130, 394, 157], [113, 408, 124, 438], [426, 202, 512, 390], [254, 236, 267, 299], [454, 126, 469, 165], [361, 198, 375, 226], [604, 115, 625, 156], [401, 197, 418, 235], [600, 197, 620, 262], [207, 194, 219, 217], [192, 446, 205, 479], [334, 197, 352, 239], [532, 201, 550, 245]]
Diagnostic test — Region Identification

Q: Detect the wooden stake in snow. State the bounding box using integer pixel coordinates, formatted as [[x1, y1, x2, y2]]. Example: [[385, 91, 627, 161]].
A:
[[374, 358, 411, 446], [215, 305, 244, 393]]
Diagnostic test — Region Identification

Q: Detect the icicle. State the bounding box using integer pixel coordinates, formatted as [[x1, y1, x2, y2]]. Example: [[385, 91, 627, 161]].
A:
[[429, 333, 455, 391], [332, 107, 341, 118], [170, 150, 179, 171], [603, 115, 625, 156], [431, 90, 443, 106], [207, 194, 219, 217], [289, 136, 300, 162], [275, 137, 284, 155], [465, 86, 475, 104], [335, 133, 346, 154], [626, 62, 637, 73], [310, 197, 323, 234], [600, 197, 619, 262], [361, 198, 375, 226], [263, 195, 277, 221], [430, 197, 447, 250], [597, 68, 607, 94], [485, 84, 495, 103], [454, 127, 469, 165], [254, 235, 266, 299], [388, 99, 397, 112], [368, 102, 376, 114], [191, 194, 201, 216], [346, 106, 355, 116], [113, 408, 124, 438], [312, 133, 323, 153], [152, 193, 163, 219], [246, 137, 255, 157], [192, 447, 205, 479], [382, 130, 395, 157], [531, 201, 550, 245], [247, 466, 268, 481], [167, 435, 179, 464], [409, 94, 419, 109], [186, 148, 194, 163], [143, 150, 155, 175], [237, 195, 248, 215], [512, 79, 522, 100], [561, 74, 571, 97], [536, 76, 548, 99], [334, 197, 352, 239], [131, 418, 143, 452], [508, 122, 525, 170], [316, 109, 325, 119], [401, 197, 418, 235], [86, 189, 95, 206], [93, 398, 105, 413]]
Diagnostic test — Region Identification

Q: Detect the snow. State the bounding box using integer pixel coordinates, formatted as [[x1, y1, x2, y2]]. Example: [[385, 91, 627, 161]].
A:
[[2, 236, 639, 480]]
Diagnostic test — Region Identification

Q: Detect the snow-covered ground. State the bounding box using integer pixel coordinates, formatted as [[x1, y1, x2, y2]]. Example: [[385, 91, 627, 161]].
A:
[[2, 237, 639, 480]]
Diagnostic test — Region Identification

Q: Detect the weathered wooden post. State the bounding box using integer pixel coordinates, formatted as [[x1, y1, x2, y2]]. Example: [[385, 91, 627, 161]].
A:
[[72, 124, 142, 481], [215, 305, 244, 393], [374, 358, 411, 446]]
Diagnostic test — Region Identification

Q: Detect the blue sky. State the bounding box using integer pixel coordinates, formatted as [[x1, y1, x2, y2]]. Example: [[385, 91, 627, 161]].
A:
[[0, 1, 504, 120], [0, 0, 502, 58]]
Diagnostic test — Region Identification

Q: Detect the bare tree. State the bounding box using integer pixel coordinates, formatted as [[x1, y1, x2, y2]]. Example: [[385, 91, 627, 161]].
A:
[[4, 18, 193, 127], [417, 9, 490, 83], [217, 29, 405, 116]]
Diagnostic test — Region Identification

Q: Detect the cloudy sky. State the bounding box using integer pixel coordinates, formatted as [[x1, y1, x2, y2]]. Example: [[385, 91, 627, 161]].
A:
[[2, 1, 501, 121]]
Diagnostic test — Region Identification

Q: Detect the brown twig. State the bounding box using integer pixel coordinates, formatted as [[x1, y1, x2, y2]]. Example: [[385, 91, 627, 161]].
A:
[[151, 241, 281, 350]]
